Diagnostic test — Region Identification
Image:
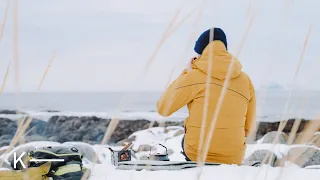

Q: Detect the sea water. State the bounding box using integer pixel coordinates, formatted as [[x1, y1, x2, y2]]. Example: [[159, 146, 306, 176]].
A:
[[0, 90, 319, 122]]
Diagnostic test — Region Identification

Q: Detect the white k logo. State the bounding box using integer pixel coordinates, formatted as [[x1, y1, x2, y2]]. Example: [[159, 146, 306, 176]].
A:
[[13, 152, 26, 169]]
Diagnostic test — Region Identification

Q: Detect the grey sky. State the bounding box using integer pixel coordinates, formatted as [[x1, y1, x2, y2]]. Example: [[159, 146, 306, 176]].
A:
[[0, 0, 319, 92]]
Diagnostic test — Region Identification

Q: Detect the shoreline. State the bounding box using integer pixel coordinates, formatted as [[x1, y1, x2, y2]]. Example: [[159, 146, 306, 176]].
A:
[[1, 114, 319, 147], [0, 109, 318, 123]]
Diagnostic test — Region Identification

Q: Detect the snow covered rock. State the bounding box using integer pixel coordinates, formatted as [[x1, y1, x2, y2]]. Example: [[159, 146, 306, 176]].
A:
[[286, 146, 320, 168], [125, 126, 184, 152], [118, 127, 184, 161], [23, 135, 49, 143], [0, 146, 11, 156], [259, 131, 288, 144], [243, 150, 277, 167], [172, 129, 184, 137], [305, 165, 320, 169], [137, 144, 153, 151]]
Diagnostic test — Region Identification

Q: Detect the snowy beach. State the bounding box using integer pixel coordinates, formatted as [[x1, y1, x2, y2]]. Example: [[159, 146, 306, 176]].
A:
[[1, 127, 319, 180]]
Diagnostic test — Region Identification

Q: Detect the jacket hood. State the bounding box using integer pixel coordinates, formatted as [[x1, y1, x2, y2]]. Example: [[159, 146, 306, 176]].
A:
[[193, 41, 242, 80]]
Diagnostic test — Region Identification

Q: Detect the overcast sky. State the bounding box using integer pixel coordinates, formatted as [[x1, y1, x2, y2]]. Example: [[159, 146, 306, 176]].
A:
[[0, 0, 319, 92]]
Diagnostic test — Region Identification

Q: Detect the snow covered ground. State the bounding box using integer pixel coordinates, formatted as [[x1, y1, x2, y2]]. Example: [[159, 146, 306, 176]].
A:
[[89, 163, 319, 180], [0, 127, 319, 180]]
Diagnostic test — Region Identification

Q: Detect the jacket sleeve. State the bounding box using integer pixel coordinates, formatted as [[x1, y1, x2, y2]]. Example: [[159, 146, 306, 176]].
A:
[[157, 70, 199, 117], [245, 79, 256, 137]]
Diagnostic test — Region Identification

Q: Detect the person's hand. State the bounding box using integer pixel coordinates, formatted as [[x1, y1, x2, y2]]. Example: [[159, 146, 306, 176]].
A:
[[185, 57, 197, 70]]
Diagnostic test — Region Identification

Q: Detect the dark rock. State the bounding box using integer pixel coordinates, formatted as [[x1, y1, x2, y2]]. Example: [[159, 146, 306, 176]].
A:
[[0, 118, 17, 136], [0, 110, 21, 114], [44, 116, 110, 143], [0, 115, 318, 146], [0, 134, 14, 141], [29, 120, 47, 135], [40, 110, 60, 113], [95, 133, 104, 142], [164, 121, 184, 127], [0, 139, 11, 147], [0, 134, 14, 147]]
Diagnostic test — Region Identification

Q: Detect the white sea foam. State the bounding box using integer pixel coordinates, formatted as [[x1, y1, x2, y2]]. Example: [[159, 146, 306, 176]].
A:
[[0, 111, 187, 122], [0, 110, 314, 122]]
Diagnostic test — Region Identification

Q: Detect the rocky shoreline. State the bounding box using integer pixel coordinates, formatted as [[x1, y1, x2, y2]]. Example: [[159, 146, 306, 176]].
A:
[[0, 113, 319, 147], [0, 116, 183, 146]]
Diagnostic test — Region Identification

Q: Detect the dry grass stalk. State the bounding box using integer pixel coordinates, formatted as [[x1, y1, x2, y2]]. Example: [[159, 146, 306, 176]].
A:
[[148, 121, 156, 129], [0, 0, 10, 42], [38, 52, 56, 91], [286, 118, 302, 145], [197, 28, 215, 163], [0, 61, 11, 96]]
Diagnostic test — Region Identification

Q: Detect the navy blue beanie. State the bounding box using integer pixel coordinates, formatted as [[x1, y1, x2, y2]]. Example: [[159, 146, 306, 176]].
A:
[[194, 28, 228, 54]]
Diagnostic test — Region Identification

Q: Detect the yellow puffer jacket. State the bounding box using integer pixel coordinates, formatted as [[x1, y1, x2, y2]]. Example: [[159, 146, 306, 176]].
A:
[[157, 41, 256, 165]]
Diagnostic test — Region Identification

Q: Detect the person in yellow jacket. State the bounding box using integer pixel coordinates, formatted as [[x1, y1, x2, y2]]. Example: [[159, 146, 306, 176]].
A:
[[157, 28, 256, 165]]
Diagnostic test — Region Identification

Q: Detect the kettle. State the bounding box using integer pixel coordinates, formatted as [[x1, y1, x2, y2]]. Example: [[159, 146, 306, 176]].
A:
[[148, 144, 170, 161]]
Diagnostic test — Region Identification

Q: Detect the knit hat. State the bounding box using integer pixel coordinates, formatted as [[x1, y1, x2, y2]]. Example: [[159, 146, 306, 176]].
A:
[[194, 28, 228, 54]]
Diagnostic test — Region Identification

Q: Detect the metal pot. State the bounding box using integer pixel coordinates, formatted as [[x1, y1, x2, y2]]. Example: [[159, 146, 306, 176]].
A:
[[148, 144, 170, 161]]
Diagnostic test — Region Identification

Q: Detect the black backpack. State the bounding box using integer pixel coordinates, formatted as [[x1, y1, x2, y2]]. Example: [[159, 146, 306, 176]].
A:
[[28, 146, 87, 180]]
